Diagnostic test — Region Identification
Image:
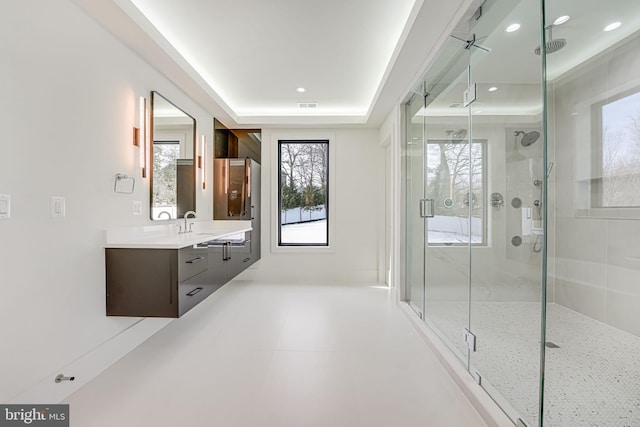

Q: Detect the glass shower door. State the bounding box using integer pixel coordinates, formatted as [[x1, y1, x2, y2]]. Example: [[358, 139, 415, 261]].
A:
[[466, 0, 545, 425], [405, 37, 473, 366], [421, 41, 473, 363], [405, 93, 426, 318]]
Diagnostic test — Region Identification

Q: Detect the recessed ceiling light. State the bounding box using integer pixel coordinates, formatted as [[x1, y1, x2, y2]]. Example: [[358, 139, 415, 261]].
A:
[[506, 23, 521, 32], [488, 86, 498, 92], [553, 15, 570, 25], [604, 22, 621, 32], [296, 87, 306, 93]]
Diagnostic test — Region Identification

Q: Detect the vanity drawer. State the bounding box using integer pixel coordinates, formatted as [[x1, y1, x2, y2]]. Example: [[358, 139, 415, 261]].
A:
[[178, 247, 208, 282], [178, 280, 218, 317]]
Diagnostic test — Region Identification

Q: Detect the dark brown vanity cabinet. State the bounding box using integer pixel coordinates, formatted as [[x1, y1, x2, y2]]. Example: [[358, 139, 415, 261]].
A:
[[106, 246, 213, 318], [196, 232, 253, 285]]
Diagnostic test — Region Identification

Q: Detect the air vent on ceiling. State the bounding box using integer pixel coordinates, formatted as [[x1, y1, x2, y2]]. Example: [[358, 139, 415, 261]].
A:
[[298, 102, 318, 109]]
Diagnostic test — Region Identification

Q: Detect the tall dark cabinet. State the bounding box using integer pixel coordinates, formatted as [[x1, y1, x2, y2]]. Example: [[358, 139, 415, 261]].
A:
[[213, 158, 260, 266], [213, 119, 261, 267]]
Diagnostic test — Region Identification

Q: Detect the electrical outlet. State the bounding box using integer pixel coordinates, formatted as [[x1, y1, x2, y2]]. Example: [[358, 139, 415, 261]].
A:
[[51, 196, 66, 218], [133, 200, 142, 216], [0, 194, 10, 219]]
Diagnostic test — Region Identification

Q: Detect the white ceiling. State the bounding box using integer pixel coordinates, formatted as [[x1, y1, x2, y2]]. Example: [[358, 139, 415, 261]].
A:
[[68, 0, 640, 128], [72, 0, 474, 127], [411, 0, 640, 122], [129, 0, 416, 118]]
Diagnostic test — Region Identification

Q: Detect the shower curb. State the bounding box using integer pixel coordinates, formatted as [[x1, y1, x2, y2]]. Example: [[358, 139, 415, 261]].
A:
[[399, 302, 514, 427]]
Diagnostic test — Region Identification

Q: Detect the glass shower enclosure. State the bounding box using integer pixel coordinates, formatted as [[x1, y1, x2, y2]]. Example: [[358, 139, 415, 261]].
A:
[[403, 0, 640, 425]]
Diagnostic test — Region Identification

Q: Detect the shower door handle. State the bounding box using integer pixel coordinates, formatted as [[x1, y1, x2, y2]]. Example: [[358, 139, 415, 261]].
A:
[[419, 199, 434, 218]]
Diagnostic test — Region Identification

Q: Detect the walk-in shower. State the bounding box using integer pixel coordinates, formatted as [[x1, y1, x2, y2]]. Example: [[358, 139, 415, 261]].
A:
[[403, 0, 640, 425]]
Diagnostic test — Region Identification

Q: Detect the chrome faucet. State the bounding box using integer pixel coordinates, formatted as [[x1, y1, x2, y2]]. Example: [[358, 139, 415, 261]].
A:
[[183, 210, 196, 233]]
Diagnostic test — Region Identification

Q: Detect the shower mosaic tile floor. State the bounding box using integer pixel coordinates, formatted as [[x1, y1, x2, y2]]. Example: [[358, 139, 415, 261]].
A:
[[425, 302, 640, 427]]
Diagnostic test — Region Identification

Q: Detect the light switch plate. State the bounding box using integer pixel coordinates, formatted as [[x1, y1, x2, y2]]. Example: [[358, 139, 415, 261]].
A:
[[133, 200, 142, 216], [0, 194, 10, 219], [51, 196, 66, 218]]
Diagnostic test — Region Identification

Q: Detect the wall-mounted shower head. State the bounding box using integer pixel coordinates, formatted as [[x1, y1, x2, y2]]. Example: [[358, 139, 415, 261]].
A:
[[446, 128, 467, 142], [514, 130, 540, 147], [534, 25, 567, 55]]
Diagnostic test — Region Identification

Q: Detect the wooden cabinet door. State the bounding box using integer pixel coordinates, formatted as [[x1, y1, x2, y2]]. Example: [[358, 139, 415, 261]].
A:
[[106, 249, 178, 317]]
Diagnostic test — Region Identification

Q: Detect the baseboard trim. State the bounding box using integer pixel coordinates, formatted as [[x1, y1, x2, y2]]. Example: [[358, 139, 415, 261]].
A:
[[398, 302, 514, 427], [9, 318, 172, 404], [237, 267, 379, 283]]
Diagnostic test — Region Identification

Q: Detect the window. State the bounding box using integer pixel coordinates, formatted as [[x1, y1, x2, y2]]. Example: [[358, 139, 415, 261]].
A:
[[426, 139, 486, 245], [278, 140, 329, 246], [592, 89, 640, 208], [151, 140, 180, 220]]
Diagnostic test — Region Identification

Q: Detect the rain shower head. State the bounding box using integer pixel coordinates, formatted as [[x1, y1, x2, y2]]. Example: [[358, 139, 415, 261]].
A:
[[534, 25, 567, 55], [515, 130, 541, 147]]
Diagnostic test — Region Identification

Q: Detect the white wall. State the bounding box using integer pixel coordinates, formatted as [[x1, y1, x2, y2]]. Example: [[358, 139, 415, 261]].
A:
[[379, 107, 399, 287], [238, 128, 384, 283], [0, 0, 214, 402], [0, 0, 392, 403]]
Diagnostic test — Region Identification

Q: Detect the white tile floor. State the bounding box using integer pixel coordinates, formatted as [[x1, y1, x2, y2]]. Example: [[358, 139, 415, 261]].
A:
[[65, 281, 487, 427]]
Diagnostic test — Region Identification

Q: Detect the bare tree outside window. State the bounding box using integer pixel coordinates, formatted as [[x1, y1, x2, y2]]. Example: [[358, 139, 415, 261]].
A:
[[152, 142, 179, 210], [278, 140, 329, 246], [425, 140, 485, 244], [596, 90, 640, 207]]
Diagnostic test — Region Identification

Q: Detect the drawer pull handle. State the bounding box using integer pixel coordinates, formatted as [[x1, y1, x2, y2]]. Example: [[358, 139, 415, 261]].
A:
[[186, 256, 205, 264], [223, 242, 232, 261], [186, 287, 203, 297]]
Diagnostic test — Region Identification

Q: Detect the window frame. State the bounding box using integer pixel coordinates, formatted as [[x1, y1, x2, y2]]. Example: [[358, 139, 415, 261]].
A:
[[277, 139, 330, 247], [590, 86, 640, 210], [571, 80, 640, 220], [424, 138, 488, 247]]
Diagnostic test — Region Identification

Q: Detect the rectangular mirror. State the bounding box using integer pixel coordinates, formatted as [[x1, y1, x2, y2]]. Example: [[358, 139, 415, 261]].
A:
[[150, 92, 196, 220]]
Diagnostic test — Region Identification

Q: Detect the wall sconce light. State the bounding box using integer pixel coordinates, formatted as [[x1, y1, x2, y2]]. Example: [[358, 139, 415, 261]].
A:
[[199, 135, 206, 190], [133, 96, 147, 178]]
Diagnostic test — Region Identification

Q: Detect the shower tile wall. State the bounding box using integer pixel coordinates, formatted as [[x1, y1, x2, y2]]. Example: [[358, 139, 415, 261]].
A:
[[503, 126, 545, 301], [551, 33, 640, 337]]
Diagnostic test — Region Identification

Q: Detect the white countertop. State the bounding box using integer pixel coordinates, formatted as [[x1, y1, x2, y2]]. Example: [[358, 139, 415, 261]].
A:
[[105, 220, 252, 249]]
